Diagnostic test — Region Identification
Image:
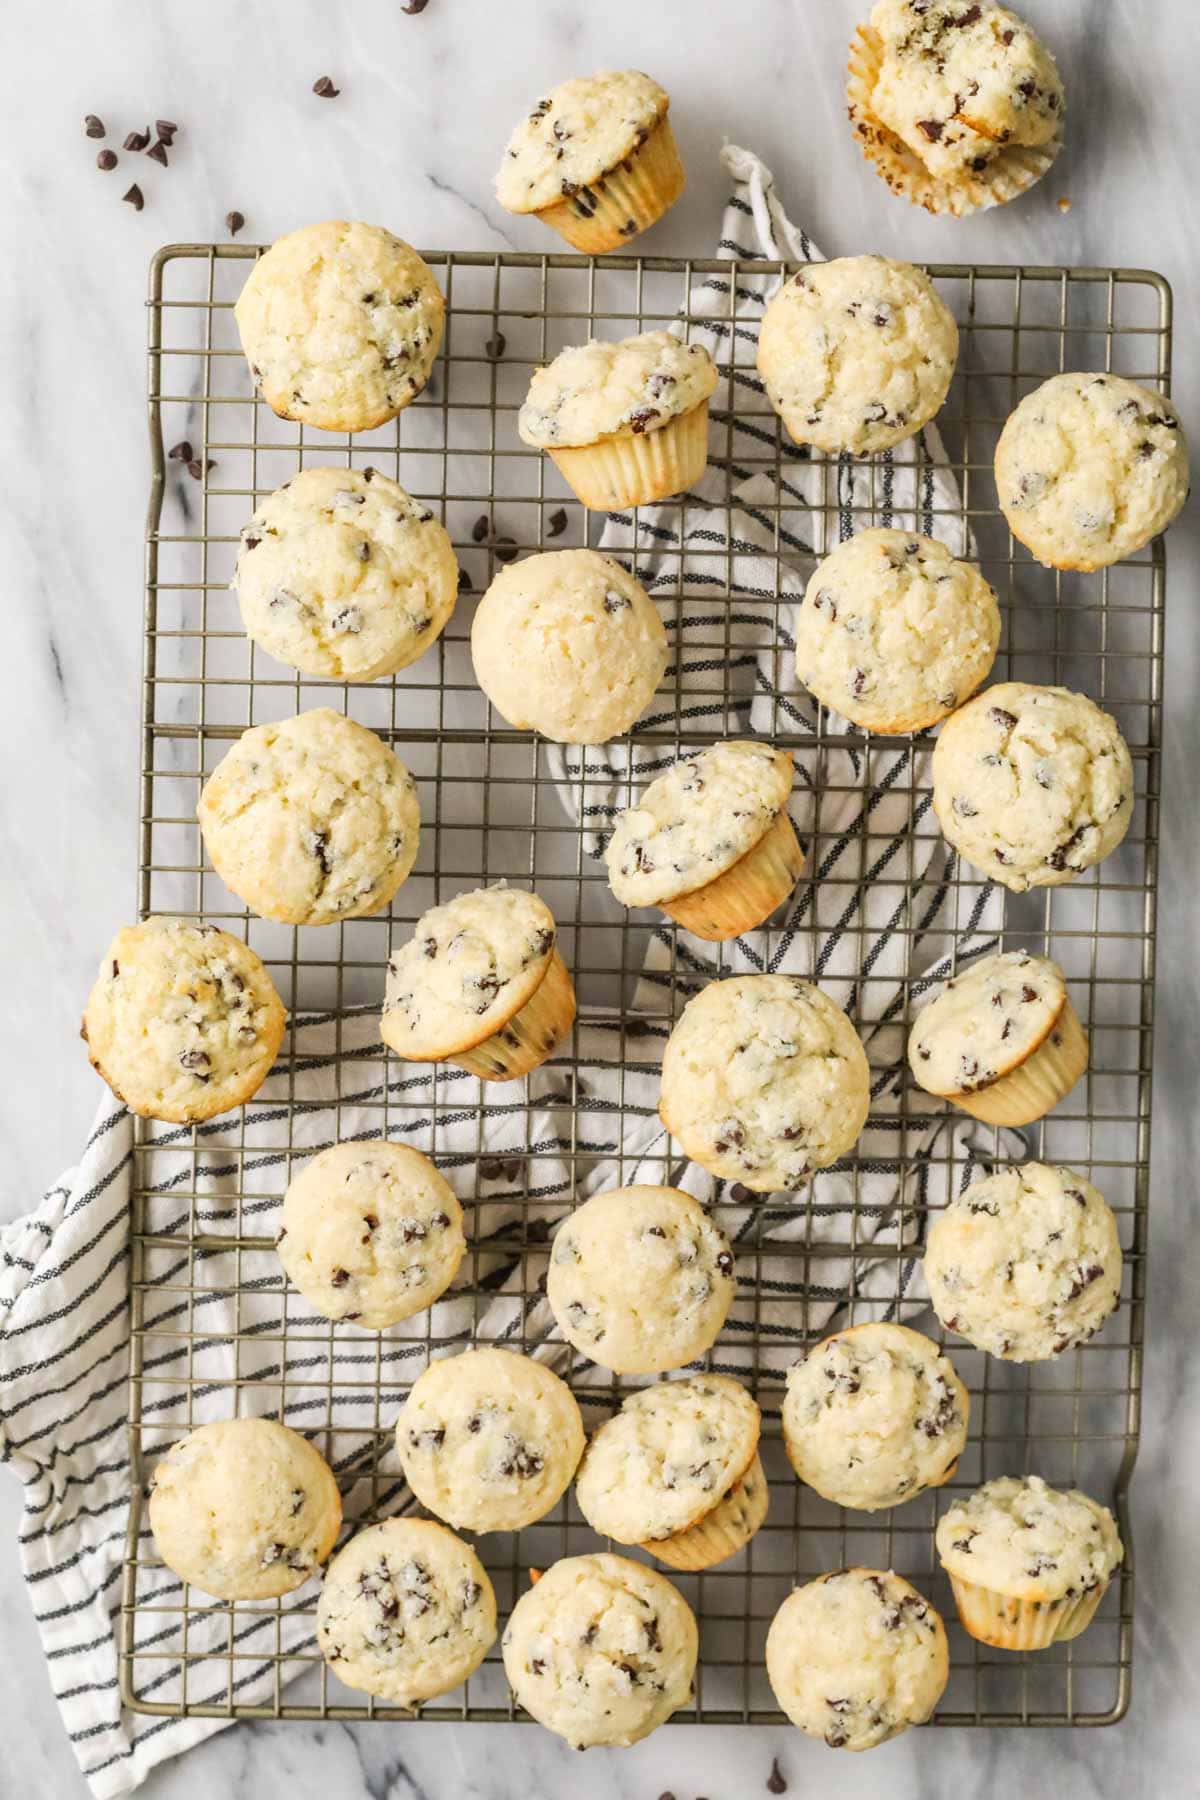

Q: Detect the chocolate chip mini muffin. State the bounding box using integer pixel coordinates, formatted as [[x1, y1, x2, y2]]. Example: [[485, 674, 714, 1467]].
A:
[[908, 949, 1088, 1126], [783, 1323, 968, 1513], [471, 549, 668, 742], [234, 221, 444, 432], [796, 529, 999, 732], [317, 1518, 496, 1705], [766, 1569, 948, 1750], [756, 256, 958, 455], [495, 70, 684, 253], [517, 332, 718, 508], [395, 1348, 584, 1533], [574, 1374, 766, 1571], [234, 467, 458, 681], [198, 708, 420, 926], [925, 1162, 1123, 1360], [848, 1, 1065, 217], [547, 1185, 735, 1374], [932, 684, 1134, 891], [936, 1475, 1122, 1650], [278, 1141, 465, 1329], [148, 1418, 341, 1601], [502, 1554, 698, 1747], [605, 740, 803, 940], [82, 917, 286, 1123], [995, 373, 1189, 570], [380, 885, 574, 1081], [659, 975, 871, 1193]]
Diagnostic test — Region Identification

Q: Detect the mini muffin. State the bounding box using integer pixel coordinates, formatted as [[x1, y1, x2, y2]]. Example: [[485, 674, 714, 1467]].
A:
[[502, 1554, 697, 1747], [317, 1518, 496, 1704], [235, 467, 458, 681], [517, 332, 718, 508], [783, 1323, 968, 1512], [932, 683, 1133, 891], [908, 949, 1087, 1125], [766, 1569, 948, 1750], [936, 1475, 1122, 1650], [547, 1185, 735, 1374], [278, 1141, 465, 1328], [380, 886, 574, 1081], [82, 917, 286, 1124], [995, 373, 1189, 570], [796, 529, 999, 732], [471, 549, 668, 742], [198, 709, 420, 926], [605, 741, 803, 940], [659, 975, 871, 1193], [495, 70, 684, 253], [848, 1, 1065, 217], [234, 221, 444, 432], [395, 1347, 584, 1532], [924, 1162, 1123, 1360], [575, 1374, 766, 1570], [756, 257, 958, 455], [148, 1418, 341, 1601]]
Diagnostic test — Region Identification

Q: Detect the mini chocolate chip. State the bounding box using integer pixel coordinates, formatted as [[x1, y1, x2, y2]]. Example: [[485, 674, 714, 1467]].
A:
[[225, 210, 245, 236], [629, 406, 660, 434], [96, 149, 118, 171], [493, 536, 518, 563], [402, 0, 429, 11], [168, 440, 192, 463], [729, 1182, 752, 1203], [84, 114, 105, 138], [767, 1760, 788, 1795], [471, 515, 489, 543], [124, 128, 150, 152], [178, 1049, 210, 1071], [485, 332, 506, 359], [147, 138, 169, 166], [312, 75, 340, 97], [186, 457, 214, 481], [717, 1251, 734, 1276], [457, 568, 472, 592], [917, 119, 944, 141], [122, 183, 144, 210], [330, 1268, 351, 1288], [546, 507, 568, 538], [156, 119, 178, 142]]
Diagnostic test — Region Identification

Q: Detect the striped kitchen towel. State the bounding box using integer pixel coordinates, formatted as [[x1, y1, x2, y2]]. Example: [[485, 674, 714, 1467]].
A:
[[0, 144, 1001, 1798]]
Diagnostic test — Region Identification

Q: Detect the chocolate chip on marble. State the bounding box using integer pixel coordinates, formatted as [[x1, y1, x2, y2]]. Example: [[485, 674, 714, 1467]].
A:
[[186, 457, 214, 480], [767, 1758, 788, 1793], [122, 183, 144, 210], [84, 114, 106, 138], [225, 210, 245, 236], [124, 128, 150, 152], [402, 0, 430, 11], [147, 138, 170, 167], [96, 149, 118, 171], [312, 76, 340, 97]]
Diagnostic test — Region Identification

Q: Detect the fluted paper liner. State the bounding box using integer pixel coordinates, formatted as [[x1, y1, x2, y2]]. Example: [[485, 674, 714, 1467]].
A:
[[451, 950, 576, 1082], [946, 996, 1088, 1127], [549, 400, 710, 511], [644, 1453, 769, 1572], [948, 1570, 1112, 1651], [663, 810, 805, 942], [534, 115, 685, 254]]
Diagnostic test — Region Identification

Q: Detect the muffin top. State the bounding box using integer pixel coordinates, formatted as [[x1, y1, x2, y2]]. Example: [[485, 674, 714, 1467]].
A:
[[925, 1162, 1123, 1360], [659, 975, 871, 1192], [756, 255, 958, 454], [795, 529, 999, 732], [936, 1475, 1122, 1602], [908, 949, 1069, 1097], [995, 373, 1189, 571], [868, 1, 1064, 183], [606, 741, 794, 906], [470, 549, 668, 743], [496, 71, 669, 214], [782, 1323, 968, 1512], [234, 466, 458, 682], [766, 1569, 948, 1750], [518, 331, 717, 447], [381, 886, 557, 1061], [931, 683, 1133, 892]]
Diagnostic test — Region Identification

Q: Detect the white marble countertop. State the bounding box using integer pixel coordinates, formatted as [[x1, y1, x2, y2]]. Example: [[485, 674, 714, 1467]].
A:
[[2, 0, 1197, 1794]]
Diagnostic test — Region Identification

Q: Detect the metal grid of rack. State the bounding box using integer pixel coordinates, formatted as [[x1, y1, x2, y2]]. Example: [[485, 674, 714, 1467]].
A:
[[119, 245, 1167, 1729]]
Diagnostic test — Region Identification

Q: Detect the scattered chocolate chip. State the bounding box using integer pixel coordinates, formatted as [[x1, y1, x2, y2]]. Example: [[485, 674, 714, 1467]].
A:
[[186, 457, 214, 481], [546, 507, 568, 538], [471, 514, 489, 544], [767, 1760, 788, 1795], [402, 0, 429, 10], [225, 210, 245, 236], [312, 75, 340, 98], [147, 138, 170, 167], [729, 1182, 752, 1203], [96, 149, 118, 171], [84, 114, 105, 138], [124, 128, 150, 152], [168, 440, 192, 462], [492, 536, 518, 563], [156, 119, 178, 143], [122, 183, 144, 211], [485, 332, 506, 359]]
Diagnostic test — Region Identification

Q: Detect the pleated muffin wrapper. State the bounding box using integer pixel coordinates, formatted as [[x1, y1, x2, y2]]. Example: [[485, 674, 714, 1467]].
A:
[[449, 950, 576, 1082], [533, 115, 686, 254], [846, 24, 1063, 218], [948, 1569, 1113, 1651], [643, 1453, 769, 1572], [548, 400, 711, 511], [661, 809, 806, 943], [941, 994, 1088, 1128]]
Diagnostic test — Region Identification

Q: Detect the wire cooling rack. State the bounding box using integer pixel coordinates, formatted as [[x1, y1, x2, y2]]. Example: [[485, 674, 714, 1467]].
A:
[[119, 245, 1168, 1731]]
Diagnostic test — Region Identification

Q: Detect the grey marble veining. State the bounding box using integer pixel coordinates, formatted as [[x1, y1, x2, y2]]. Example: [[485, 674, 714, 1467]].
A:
[[1, 1, 1197, 1795]]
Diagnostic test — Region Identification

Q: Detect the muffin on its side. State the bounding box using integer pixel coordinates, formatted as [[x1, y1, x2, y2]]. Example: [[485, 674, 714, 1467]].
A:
[[502, 1554, 697, 1746], [234, 467, 458, 682], [518, 332, 717, 508], [495, 70, 684, 253], [924, 1162, 1123, 1361], [766, 1569, 948, 1750], [82, 917, 286, 1123], [795, 529, 999, 732], [908, 949, 1088, 1126], [471, 549, 668, 742], [937, 1475, 1122, 1650], [380, 886, 574, 1081], [605, 741, 803, 940], [234, 221, 444, 432], [931, 683, 1133, 891], [756, 256, 957, 455], [995, 373, 1189, 570]]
